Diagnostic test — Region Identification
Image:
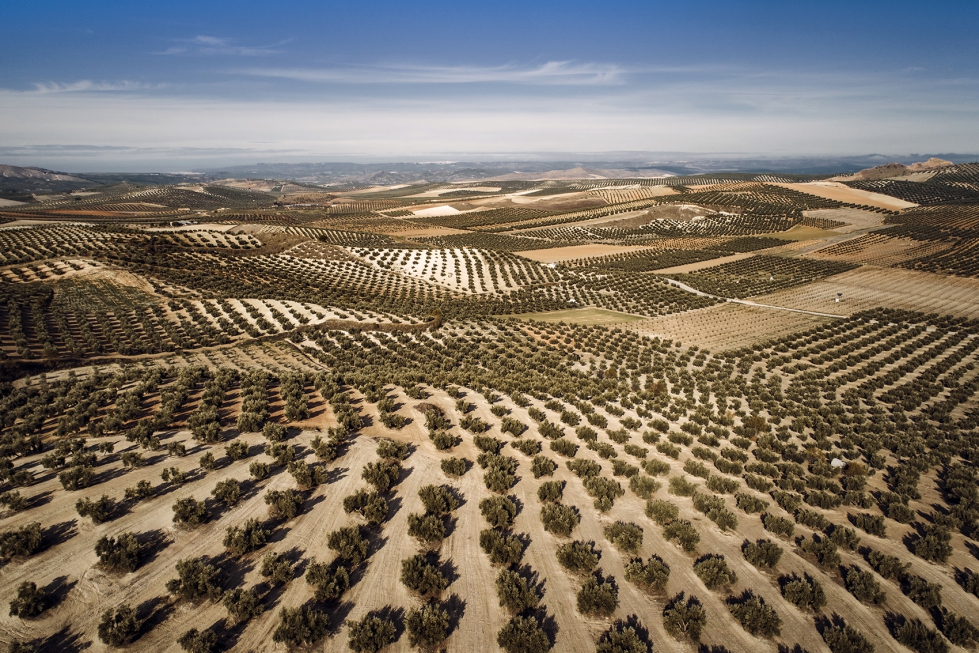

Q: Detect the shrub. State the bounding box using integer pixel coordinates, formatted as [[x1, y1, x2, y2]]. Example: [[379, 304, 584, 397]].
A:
[[742, 539, 782, 569], [844, 567, 886, 605], [706, 475, 739, 494], [407, 513, 447, 549], [556, 541, 600, 575], [9, 581, 47, 618], [550, 438, 578, 457], [249, 461, 270, 480], [346, 614, 396, 653], [305, 559, 350, 602], [644, 459, 670, 476], [0, 522, 42, 558], [405, 603, 450, 651], [178, 628, 218, 653], [480, 495, 518, 529], [735, 493, 768, 514], [595, 621, 650, 653], [821, 624, 875, 653], [430, 430, 457, 451], [541, 503, 580, 537], [668, 476, 697, 497], [780, 574, 826, 612], [629, 475, 660, 499], [645, 500, 678, 525], [199, 452, 216, 471], [224, 518, 269, 556], [866, 549, 909, 580], [903, 575, 942, 610], [728, 591, 781, 637], [662, 593, 706, 641], [479, 529, 524, 566], [577, 575, 618, 618], [894, 619, 949, 653], [502, 417, 528, 437], [124, 480, 153, 502], [851, 512, 886, 537], [166, 557, 223, 602], [211, 478, 242, 507], [827, 524, 861, 551], [625, 555, 670, 593], [511, 439, 541, 456], [440, 457, 467, 477], [343, 489, 389, 525], [496, 568, 541, 614], [0, 491, 26, 513], [800, 536, 841, 568], [484, 465, 517, 494], [222, 587, 264, 624], [260, 552, 293, 585], [172, 497, 209, 526], [567, 459, 601, 477], [262, 422, 285, 442], [272, 606, 329, 646], [537, 480, 565, 504], [265, 489, 303, 520], [531, 455, 557, 478], [363, 460, 401, 492], [95, 532, 141, 572], [59, 466, 93, 490], [694, 555, 738, 590], [937, 610, 979, 648], [604, 522, 643, 554], [401, 554, 448, 599], [497, 616, 551, 653], [287, 460, 327, 490], [584, 476, 625, 513], [329, 526, 369, 565], [76, 494, 115, 524], [795, 509, 828, 530], [761, 513, 794, 538], [418, 484, 459, 515], [663, 520, 699, 552], [98, 604, 141, 647], [474, 435, 505, 454], [225, 440, 249, 461], [913, 525, 953, 564]]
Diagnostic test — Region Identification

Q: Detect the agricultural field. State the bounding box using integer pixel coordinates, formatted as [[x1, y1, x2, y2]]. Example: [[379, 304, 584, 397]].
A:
[[2, 164, 979, 653]]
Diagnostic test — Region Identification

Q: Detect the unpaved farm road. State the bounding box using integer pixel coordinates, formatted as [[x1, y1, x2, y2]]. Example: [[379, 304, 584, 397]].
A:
[[660, 278, 848, 319]]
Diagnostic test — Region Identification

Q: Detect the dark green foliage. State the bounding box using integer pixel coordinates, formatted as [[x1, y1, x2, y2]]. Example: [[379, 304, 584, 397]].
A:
[[76, 494, 115, 524], [400, 554, 448, 599], [706, 475, 739, 494], [260, 552, 294, 585], [761, 513, 795, 538], [584, 476, 624, 512], [694, 555, 738, 590], [440, 457, 468, 477], [866, 549, 910, 580], [0, 491, 27, 512], [531, 455, 557, 478], [780, 574, 826, 612], [0, 522, 42, 558], [497, 616, 551, 653], [822, 624, 875, 653], [795, 509, 829, 530], [628, 475, 660, 499], [362, 460, 401, 492], [663, 520, 700, 552], [604, 522, 643, 553], [59, 465, 93, 490], [625, 555, 670, 593], [937, 610, 979, 648], [418, 484, 459, 515], [222, 587, 264, 624], [691, 492, 738, 531], [567, 459, 601, 478], [178, 628, 218, 653], [166, 557, 223, 602], [800, 536, 842, 568], [343, 489, 389, 525], [502, 417, 528, 437], [95, 532, 141, 572], [199, 452, 216, 470], [596, 621, 651, 653], [735, 492, 769, 514], [264, 489, 303, 520], [827, 524, 861, 550], [549, 438, 578, 457], [540, 503, 580, 537], [511, 439, 541, 456], [346, 613, 397, 653], [287, 460, 327, 489], [272, 606, 330, 646], [645, 499, 678, 524], [407, 513, 447, 549], [211, 478, 242, 506], [537, 480, 564, 504], [480, 495, 518, 528], [223, 518, 269, 556], [894, 619, 949, 653], [742, 539, 782, 569], [98, 604, 142, 647], [305, 559, 350, 602], [851, 512, 886, 537], [577, 575, 619, 618], [668, 476, 697, 497], [9, 582, 47, 618], [902, 575, 942, 610], [329, 526, 370, 565], [662, 593, 706, 641], [912, 525, 953, 564], [644, 459, 670, 476], [405, 603, 450, 651], [479, 529, 524, 566], [249, 461, 270, 480], [474, 435, 505, 454], [124, 480, 154, 502], [172, 497, 209, 526], [556, 541, 600, 575], [496, 568, 541, 614], [225, 440, 249, 460], [844, 567, 886, 605], [727, 591, 781, 637]]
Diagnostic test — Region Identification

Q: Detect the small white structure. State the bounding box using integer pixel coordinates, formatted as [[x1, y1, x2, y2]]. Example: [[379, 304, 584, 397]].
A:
[[830, 458, 846, 469]]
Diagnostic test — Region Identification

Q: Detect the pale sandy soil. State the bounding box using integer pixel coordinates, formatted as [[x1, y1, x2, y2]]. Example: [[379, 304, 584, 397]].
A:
[[802, 208, 885, 231], [808, 234, 954, 267], [410, 206, 462, 218], [753, 265, 979, 319], [0, 198, 26, 207], [142, 224, 236, 233], [384, 226, 469, 237], [517, 245, 657, 263], [409, 187, 502, 198], [773, 182, 917, 210], [651, 252, 754, 274], [623, 302, 835, 351]]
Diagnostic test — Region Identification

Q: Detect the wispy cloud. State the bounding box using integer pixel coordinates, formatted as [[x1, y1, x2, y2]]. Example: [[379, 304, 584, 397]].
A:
[[238, 61, 626, 85], [159, 35, 285, 57], [28, 80, 159, 94]]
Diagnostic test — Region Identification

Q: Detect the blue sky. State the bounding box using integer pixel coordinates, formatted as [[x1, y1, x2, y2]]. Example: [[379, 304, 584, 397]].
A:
[[1, 0, 977, 170]]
